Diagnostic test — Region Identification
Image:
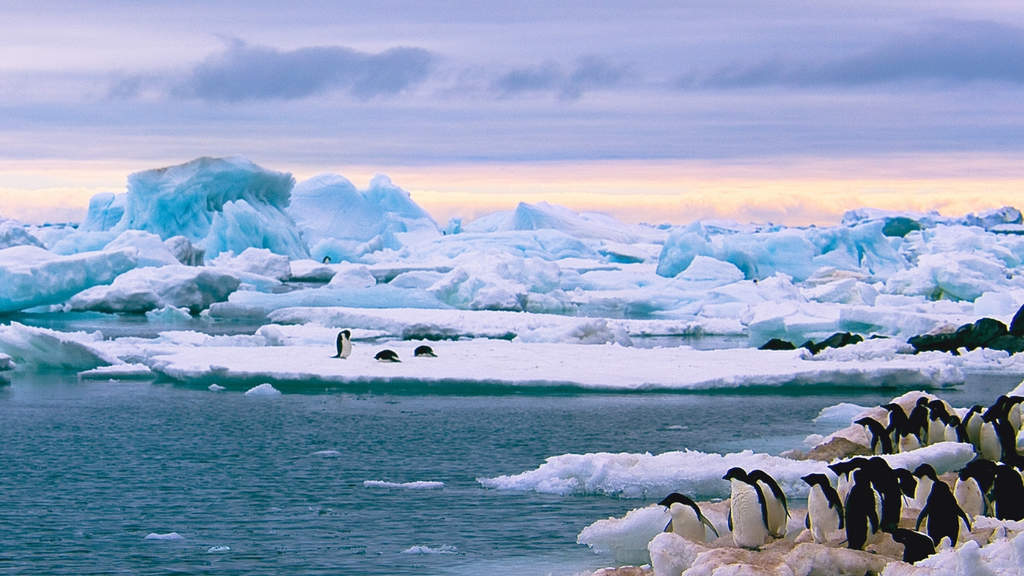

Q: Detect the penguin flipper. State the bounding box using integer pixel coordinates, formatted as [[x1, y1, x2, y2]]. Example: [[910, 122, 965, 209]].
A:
[[915, 506, 929, 531], [663, 520, 673, 533], [727, 509, 733, 532], [805, 513, 810, 530], [956, 505, 972, 531], [699, 514, 720, 538]]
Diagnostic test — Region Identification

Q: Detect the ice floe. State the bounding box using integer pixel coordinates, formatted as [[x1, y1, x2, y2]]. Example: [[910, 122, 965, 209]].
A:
[[362, 480, 445, 490]]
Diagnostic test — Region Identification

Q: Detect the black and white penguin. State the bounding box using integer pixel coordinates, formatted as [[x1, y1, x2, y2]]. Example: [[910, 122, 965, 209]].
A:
[[926, 399, 953, 445], [889, 528, 936, 563], [916, 480, 970, 547], [906, 398, 931, 444], [963, 405, 985, 447], [322, 255, 332, 264], [856, 417, 894, 455], [978, 413, 1003, 462], [955, 459, 997, 518], [657, 492, 719, 542], [866, 457, 902, 532], [723, 467, 770, 549], [910, 464, 939, 511], [991, 463, 1024, 521], [844, 469, 879, 550], [374, 349, 401, 362], [894, 468, 918, 502], [331, 329, 352, 359], [801, 473, 843, 544], [747, 469, 789, 538], [884, 402, 909, 441], [413, 345, 437, 358], [828, 457, 869, 503]]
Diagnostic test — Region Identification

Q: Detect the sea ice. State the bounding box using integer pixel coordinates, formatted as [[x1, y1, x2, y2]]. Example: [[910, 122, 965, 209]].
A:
[[144, 532, 184, 540], [244, 383, 281, 396], [400, 545, 457, 555], [68, 264, 240, 314], [0, 245, 137, 313], [362, 480, 445, 490]]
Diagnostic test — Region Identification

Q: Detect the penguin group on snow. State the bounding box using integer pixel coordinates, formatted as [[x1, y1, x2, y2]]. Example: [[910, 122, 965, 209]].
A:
[[654, 391, 1024, 565], [330, 330, 437, 362]]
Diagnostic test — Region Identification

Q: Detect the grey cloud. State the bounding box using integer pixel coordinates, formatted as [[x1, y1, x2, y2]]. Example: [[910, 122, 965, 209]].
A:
[[174, 40, 434, 101], [686, 20, 1024, 88], [494, 56, 630, 99]]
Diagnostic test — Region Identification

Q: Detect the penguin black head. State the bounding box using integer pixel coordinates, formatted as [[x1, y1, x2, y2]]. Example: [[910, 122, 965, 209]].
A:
[[374, 349, 401, 362], [960, 459, 997, 493], [747, 469, 787, 502], [828, 457, 869, 476], [889, 528, 936, 563], [913, 463, 938, 480], [722, 467, 748, 482], [894, 468, 918, 497], [339, 329, 351, 338], [658, 492, 699, 509], [413, 345, 437, 357], [801, 473, 831, 489], [322, 255, 332, 264]]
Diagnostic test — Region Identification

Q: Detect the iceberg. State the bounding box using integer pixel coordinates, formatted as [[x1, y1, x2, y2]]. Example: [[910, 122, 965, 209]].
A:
[[0, 245, 137, 313], [0, 218, 45, 249], [289, 173, 440, 262], [81, 156, 308, 259]]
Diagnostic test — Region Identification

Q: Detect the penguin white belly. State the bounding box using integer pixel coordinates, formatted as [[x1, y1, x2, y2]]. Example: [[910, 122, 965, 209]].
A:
[[899, 434, 921, 453], [979, 423, 1001, 461], [927, 418, 945, 445], [953, 478, 983, 518], [1011, 404, 1022, 432], [837, 474, 852, 503], [1017, 426, 1024, 454], [730, 479, 768, 548], [340, 337, 352, 359], [911, 477, 934, 511], [966, 416, 982, 447], [755, 481, 787, 538], [807, 485, 839, 543], [669, 503, 707, 542], [944, 424, 959, 443]]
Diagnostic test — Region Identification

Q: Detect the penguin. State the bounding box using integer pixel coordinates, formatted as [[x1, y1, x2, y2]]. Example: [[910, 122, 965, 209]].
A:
[[894, 468, 918, 502], [991, 463, 1024, 521], [657, 492, 719, 542], [828, 457, 869, 504], [906, 398, 931, 444], [954, 460, 994, 520], [926, 400, 952, 445], [979, 413, 1003, 462], [884, 403, 909, 439], [723, 467, 770, 549], [844, 469, 879, 550], [963, 405, 985, 447], [910, 464, 938, 511], [748, 469, 789, 538], [898, 429, 923, 453], [916, 480, 970, 547], [801, 473, 843, 544], [865, 457, 902, 532], [1008, 396, 1024, 431], [374, 349, 401, 362], [321, 255, 332, 264], [413, 345, 437, 358], [856, 417, 894, 455], [889, 528, 936, 563], [993, 417, 1024, 467], [331, 329, 352, 359]]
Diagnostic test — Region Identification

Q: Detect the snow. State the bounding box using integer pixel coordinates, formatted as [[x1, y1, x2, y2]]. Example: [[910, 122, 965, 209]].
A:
[[0, 245, 137, 313], [0, 322, 120, 370], [243, 383, 281, 396], [143, 339, 966, 392], [144, 532, 184, 541], [478, 442, 975, 499], [577, 504, 672, 564]]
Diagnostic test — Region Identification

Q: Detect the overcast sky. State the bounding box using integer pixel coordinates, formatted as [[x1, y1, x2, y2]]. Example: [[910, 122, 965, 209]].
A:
[[3, 1, 1024, 224]]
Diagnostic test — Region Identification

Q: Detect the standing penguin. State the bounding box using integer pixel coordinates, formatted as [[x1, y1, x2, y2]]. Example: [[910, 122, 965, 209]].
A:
[[916, 480, 971, 547], [910, 464, 939, 511], [954, 459, 997, 518], [801, 473, 843, 544], [829, 457, 869, 504], [979, 414, 1003, 462], [963, 405, 985, 447], [866, 457, 902, 532], [856, 417, 894, 455], [889, 528, 936, 563], [331, 329, 352, 359], [991, 463, 1024, 521], [657, 492, 719, 542], [723, 467, 770, 549], [748, 469, 790, 538], [845, 469, 879, 550]]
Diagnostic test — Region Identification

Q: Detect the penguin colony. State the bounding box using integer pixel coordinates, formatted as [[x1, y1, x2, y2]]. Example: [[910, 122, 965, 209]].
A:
[[656, 391, 1024, 564], [330, 330, 437, 362]]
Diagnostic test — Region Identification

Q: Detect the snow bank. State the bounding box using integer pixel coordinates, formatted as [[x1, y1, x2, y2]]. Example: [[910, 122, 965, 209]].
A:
[[577, 504, 672, 564], [479, 443, 975, 499], [0, 245, 137, 313], [69, 265, 240, 314], [882, 530, 1024, 576]]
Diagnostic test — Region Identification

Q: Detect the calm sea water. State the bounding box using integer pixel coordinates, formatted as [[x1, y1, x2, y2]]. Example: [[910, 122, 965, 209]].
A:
[[1, 343, 1018, 575]]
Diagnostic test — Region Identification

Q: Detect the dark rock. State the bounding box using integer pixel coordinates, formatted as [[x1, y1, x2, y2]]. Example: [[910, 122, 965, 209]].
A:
[[1011, 304, 1024, 337], [908, 332, 961, 354], [801, 332, 863, 354], [760, 338, 796, 351], [881, 217, 922, 238]]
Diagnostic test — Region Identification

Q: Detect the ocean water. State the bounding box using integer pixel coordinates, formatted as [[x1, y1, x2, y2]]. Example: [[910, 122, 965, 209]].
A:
[[0, 348, 1018, 575]]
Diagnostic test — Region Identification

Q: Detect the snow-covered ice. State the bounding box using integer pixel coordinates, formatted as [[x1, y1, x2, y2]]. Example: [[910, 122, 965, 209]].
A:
[[362, 480, 445, 490]]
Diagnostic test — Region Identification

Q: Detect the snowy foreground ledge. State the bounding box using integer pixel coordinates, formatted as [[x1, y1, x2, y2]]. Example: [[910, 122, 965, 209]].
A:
[[147, 340, 965, 391]]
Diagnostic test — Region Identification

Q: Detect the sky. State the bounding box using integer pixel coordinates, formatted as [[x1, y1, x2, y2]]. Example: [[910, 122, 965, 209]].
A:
[[2, 0, 1024, 226]]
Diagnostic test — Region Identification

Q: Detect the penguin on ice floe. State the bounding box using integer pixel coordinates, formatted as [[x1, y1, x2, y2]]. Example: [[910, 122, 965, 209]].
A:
[[375, 349, 400, 362], [801, 473, 843, 544], [856, 417, 894, 455], [747, 469, 789, 538], [723, 467, 770, 549], [331, 330, 352, 359], [413, 345, 437, 357], [657, 492, 719, 542]]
